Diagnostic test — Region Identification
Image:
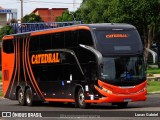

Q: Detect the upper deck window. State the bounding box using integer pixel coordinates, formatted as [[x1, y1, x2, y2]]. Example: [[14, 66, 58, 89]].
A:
[[78, 29, 93, 46], [95, 30, 143, 55]]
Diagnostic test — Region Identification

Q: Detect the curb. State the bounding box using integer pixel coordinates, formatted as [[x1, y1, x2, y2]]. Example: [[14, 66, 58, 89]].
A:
[[148, 91, 160, 94], [0, 97, 4, 99]]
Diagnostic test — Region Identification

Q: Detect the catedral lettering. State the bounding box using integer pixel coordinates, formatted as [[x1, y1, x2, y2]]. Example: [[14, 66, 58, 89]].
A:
[[106, 34, 128, 38], [31, 53, 60, 64]]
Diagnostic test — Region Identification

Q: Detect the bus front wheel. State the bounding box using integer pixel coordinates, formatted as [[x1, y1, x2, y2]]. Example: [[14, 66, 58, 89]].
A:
[[18, 88, 25, 106], [77, 88, 89, 109]]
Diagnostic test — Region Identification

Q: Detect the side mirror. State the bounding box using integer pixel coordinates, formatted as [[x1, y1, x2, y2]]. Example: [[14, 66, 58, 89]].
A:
[[145, 48, 158, 64]]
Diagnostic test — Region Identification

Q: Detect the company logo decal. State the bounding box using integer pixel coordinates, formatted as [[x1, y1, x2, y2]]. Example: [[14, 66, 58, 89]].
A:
[[106, 34, 128, 38], [31, 53, 60, 64]]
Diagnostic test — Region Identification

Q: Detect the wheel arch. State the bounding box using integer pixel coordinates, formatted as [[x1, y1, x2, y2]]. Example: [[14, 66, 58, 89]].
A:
[[16, 86, 22, 100]]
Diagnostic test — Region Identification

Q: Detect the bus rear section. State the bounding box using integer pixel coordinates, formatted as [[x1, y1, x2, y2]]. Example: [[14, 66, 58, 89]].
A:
[[2, 36, 15, 99]]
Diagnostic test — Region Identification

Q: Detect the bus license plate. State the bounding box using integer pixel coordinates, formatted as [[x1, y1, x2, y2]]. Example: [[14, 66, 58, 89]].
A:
[[124, 98, 132, 102]]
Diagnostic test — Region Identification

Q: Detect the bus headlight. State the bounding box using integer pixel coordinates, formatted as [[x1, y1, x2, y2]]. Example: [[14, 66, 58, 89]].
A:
[[139, 87, 147, 93], [101, 87, 113, 94]]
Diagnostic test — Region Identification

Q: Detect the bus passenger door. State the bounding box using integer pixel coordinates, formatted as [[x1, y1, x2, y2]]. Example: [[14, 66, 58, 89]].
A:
[[61, 52, 84, 99], [61, 64, 72, 99]]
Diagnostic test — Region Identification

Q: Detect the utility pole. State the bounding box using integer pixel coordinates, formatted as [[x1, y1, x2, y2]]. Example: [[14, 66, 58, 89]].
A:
[[73, 0, 75, 11], [20, 0, 23, 19]]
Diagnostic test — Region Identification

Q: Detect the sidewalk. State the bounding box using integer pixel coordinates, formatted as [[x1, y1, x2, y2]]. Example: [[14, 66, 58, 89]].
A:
[[148, 91, 160, 94], [147, 74, 160, 81]]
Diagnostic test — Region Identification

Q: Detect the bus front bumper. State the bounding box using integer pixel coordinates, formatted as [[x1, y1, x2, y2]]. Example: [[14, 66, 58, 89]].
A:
[[85, 89, 147, 103], [85, 80, 147, 103]]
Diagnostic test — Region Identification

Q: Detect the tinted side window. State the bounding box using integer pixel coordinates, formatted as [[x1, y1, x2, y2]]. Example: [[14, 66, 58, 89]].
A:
[[52, 32, 65, 49], [3, 40, 14, 54], [39, 34, 52, 50], [30, 36, 40, 51], [63, 52, 83, 80], [65, 31, 78, 48], [78, 30, 93, 46]]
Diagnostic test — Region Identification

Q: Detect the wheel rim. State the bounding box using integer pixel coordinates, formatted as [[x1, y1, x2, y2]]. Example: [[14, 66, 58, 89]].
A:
[[79, 92, 84, 106], [18, 92, 23, 103], [26, 93, 31, 104]]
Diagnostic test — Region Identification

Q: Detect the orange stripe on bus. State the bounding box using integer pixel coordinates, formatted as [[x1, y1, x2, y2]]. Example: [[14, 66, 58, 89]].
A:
[[22, 38, 27, 86], [26, 39, 44, 98], [31, 26, 90, 36], [17, 38, 20, 85], [24, 38, 40, 98], [85, 98, 107, 103], [2, 35, 14, 40], [8, 40, 18, 97], [45, 98, 75, 102]]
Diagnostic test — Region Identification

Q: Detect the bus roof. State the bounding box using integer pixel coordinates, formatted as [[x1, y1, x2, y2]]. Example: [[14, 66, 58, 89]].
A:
[[2, 23, 136, 40], [86, 23, 136, 30]]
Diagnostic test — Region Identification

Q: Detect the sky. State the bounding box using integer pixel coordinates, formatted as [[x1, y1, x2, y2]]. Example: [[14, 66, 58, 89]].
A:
[[0, 0, 83, 19]]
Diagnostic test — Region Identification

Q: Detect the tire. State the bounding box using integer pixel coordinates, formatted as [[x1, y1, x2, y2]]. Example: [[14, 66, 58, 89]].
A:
[[25, 88, 34, 106], [77, 88, 89, 109], [18, 88, 25, 106], [112, 102, 128, 108]]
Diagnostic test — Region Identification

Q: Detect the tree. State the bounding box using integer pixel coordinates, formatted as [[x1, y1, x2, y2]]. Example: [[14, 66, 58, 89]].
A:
[[78, 0, 111, 23], [21, 13, 43, 23], [78, 0, 160, 61], [0, 18, 18, 41], [0, 25, 14, 41], [10, 18, 18, 23], [108, 0, 160, 61], [56, 10, 75, 22]]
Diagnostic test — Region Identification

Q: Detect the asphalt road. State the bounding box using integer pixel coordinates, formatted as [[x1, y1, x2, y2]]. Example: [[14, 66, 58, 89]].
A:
[[0, 94, 160, 119]]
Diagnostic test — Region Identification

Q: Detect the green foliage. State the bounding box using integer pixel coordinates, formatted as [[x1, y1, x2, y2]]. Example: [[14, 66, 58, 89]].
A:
[[147, 68, 160, 74], [108, 0, 160, 41], [147, 81, 160, 92], [21, 13, 43, 23], [56, 10, 75, 22], [77, 0, 160, 62], [0, 91, 2, 96], [10, 18, 18, 23], [0, 25, 14, 41], [78, 0, 111, 23]]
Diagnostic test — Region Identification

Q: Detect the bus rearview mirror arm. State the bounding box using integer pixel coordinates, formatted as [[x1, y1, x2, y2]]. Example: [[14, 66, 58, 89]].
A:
[[145, 48, 158, 64]]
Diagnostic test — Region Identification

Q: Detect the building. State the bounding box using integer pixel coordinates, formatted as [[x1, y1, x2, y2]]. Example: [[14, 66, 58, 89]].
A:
[[32, 8, 68, 22], [0, 6, 17, 28]]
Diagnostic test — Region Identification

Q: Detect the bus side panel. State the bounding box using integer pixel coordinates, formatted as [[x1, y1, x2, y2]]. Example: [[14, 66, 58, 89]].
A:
[[2, 52, 15, 97]]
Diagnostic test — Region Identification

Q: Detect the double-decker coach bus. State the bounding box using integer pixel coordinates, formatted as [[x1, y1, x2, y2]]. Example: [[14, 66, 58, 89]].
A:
[[2, 23, 147, 108]]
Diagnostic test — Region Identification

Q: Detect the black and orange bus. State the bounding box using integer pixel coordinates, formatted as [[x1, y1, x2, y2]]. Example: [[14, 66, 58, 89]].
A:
[[2, 23, 147, 108]]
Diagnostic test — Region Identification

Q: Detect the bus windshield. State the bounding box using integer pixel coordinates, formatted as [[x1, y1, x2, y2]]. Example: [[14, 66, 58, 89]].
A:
[[95, 30, 143, 55], [100, 56, 146, 85]]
